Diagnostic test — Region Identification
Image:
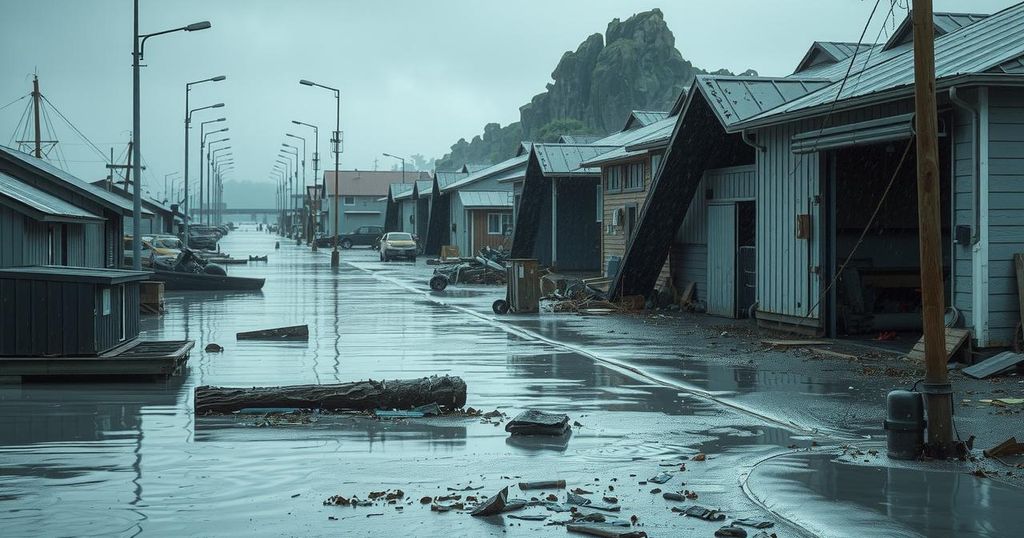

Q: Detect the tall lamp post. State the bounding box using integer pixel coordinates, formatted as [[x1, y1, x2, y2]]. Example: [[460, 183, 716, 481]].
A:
[[183, 75, 225, 244], [382, 153, 406, 184], [208, 147, 231, 226], [275, 158, 291, 234], [133, 7, 211, 268], [281, 144, 300, 236], [299, 78, 342, 267], [163, 171, 179, 203], [286, 134, 306, 244], [196, 116, 226, 233], [292, 120, 319, 247], [213, 158, 233, 224], [205, 137, 229, 224]]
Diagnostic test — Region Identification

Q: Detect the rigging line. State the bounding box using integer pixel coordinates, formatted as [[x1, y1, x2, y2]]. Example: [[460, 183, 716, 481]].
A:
[[788, 0, 884, 179], [41, 104, 66, 168], [803, 136, 915, 321], [0, 94, 29, 113], [9, 97, 32, 147], [40, 94, 107, 160], [851, 0, 903, 93]]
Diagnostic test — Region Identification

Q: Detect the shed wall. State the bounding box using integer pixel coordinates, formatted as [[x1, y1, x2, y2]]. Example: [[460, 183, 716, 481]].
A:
[[986, 87, 1024, 345], [952, 94, 976, 331]]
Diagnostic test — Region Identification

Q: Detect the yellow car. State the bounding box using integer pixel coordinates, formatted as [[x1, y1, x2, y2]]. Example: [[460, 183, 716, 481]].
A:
[[379, 232, 418, 262]]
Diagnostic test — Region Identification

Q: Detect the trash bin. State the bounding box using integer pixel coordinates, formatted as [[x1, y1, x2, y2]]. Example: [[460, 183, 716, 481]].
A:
[[884, 390, 926, 460], [506, 259, 540, 313]]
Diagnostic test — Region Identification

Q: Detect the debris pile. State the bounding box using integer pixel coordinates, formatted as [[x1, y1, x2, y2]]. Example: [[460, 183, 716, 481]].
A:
[[429, 247, 509, 288], [541, 276, 618, 314]]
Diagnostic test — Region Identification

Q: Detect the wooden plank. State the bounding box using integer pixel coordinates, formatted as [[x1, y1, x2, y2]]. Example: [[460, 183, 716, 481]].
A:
[[762, 339, 830, 347], [236, 324, 309, 340], [907, 327, 971, 361]]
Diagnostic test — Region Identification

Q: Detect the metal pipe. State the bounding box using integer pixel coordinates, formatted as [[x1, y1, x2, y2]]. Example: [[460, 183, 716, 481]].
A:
[[741, 129, 766, 152]]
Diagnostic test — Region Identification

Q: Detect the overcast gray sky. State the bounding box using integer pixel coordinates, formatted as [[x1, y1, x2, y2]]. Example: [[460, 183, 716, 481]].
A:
[[1, 0, 1018, 203]]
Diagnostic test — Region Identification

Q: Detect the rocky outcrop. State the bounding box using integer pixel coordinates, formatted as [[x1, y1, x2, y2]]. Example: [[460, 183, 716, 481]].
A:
[[435, 9, 756, 171]]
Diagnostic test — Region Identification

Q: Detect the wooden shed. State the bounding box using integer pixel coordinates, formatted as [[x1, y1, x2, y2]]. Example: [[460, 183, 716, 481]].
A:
[[0, 266, 147, 357]]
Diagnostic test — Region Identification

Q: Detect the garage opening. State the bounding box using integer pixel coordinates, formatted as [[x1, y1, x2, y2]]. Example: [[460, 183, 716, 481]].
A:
[[823, 133, 952, 338]]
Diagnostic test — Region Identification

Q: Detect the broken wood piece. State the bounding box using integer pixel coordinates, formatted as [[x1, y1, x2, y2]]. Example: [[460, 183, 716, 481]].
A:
[[906, 327, 970, 362], [194, 375, 467, 414], [566, 524, 648, 538], [236, 324, 309, 341], [983, 437, 1024, 458], [762, 339, 830, 347], [519, 480, 566, 490], [679, 282, 695, 305], [962, 351, 1024, 379], [470, 486, 508, 517], [810, 348, 861, 361], [506, 410, 570, 436]]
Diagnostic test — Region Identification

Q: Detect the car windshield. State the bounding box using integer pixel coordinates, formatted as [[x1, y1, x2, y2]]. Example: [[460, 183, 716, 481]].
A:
[[152, 238, 182, 249], [388, 233, 413, 241]]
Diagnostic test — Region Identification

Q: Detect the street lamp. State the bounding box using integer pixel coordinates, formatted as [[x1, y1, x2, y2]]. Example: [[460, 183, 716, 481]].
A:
[[382, 153, 406, 184], [292, 120, 320, 248], [281, 144, 299, 231], [299, 78, 342, 267], [163, 171, 179, 203], [133, 2, 211, 269], [198, 118, 227, 230], [204, 138, 229, 224], [183, 75, 225, 243]]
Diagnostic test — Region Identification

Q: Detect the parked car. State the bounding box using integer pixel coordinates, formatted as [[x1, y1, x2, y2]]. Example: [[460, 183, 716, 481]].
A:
[[338, 226, 384, 249], [142, 235, 183, 257], [379, 232, 417, 262]]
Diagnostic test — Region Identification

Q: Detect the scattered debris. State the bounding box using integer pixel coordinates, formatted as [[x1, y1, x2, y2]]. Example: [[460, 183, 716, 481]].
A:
[[566, 492, 620, 512], [470, 486, 508, 517], [714, 526, 747, 538], [506, 410, 571, 436], [907, 327, 971, 362], [236, 324, 309, 341], [683, 505, 726, 521], [204, 343, 224, 352], [374, 402, 442, 418], [761, 339, 829, 348], [520, 480, 566, 490], [983, 437, 1024, 458], [248, 255, 268, 262], [509, 514, 548, 521], [733, 518, 774, 529], [963, 351, 1024, 379], [565, 523, 648, 538], [692, 453, 707, 462], [431, 247, 508, 286], [662, 492, 685, 502], [446, 485, 484, 492], [647, 472, 672, 484]]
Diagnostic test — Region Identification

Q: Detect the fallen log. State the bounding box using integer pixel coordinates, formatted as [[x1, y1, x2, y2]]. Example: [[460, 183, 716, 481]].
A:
[[236, 324, 308, 340], [194, 375, 467, 415]]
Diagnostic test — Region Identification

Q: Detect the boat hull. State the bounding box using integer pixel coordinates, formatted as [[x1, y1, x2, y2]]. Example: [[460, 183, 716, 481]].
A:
[[153, 270, 265, 291]]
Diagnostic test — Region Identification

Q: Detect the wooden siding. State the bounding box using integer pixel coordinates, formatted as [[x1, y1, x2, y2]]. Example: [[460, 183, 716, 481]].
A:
[[0, 278, 94, 356], [0, 206, 27, 267], [986, 88, 1024, 345], [671, 243, 707, 300], [603, 157, 651, 271], [470, 210, 512, 253], [952, 94, 976, 331]]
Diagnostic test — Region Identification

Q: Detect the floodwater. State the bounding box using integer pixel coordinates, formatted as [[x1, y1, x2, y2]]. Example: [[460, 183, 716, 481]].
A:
[[1, 229, 1022, 537]]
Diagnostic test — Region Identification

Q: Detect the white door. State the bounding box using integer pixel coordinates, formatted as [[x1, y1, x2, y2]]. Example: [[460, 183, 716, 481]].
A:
[[707, 203, 737, 318]]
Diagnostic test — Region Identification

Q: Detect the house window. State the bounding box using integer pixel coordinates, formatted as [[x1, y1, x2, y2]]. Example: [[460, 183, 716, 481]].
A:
[[343, 196, 355, 206], [605, 166, 622, 192], [625, 162, 644, 190], [650, 153, 663, 177], [487, 213, 513, 235]]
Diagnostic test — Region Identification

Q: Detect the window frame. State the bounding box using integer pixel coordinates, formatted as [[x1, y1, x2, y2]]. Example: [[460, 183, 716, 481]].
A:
[[623, 162, 645, 192], [486, 212, 506, 235], [343, 196, 356, 206], [604, 165, 622, 193]]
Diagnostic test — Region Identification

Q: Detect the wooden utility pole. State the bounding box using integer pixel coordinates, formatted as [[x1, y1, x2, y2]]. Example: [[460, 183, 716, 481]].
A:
[[32, 75, 42, 158], [912, 0, 955, 457]]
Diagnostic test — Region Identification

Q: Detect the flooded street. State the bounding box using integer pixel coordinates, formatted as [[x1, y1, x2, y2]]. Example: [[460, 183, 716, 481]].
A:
[[2, 230, 1023, 537]]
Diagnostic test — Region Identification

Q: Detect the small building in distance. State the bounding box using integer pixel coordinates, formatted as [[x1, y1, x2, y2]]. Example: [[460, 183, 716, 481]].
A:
[[324, 170, 429, 235]]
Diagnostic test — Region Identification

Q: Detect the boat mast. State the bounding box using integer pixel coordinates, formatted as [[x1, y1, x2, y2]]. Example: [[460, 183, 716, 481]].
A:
[[32, 74, 42, 158]]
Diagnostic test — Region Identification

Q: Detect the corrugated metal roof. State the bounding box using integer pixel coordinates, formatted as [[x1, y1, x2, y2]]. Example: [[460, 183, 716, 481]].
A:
[[533, 144, 618, 176], [494, 165, 528, 184], [794, 41, 875, 74], [0, 145, 136, 215], [742, 4, 1024, 127], [580, 118, 676, 167], [557, 134, 605, 144], [390, 182, 415, 201], [442, 154, 527, 193], [626, 110, 670, 130], [434, 171, 467, 190], [0, 265, 150, 284], [462, 163, 490, 173], [591, 116, 676, 146], [458, 190, 512, 208], [884, 11, 990, 50], [325, 170, 430, 196], [0, 171, 104, 222], [516, 142, 534, 156], [695, 76, 832, 128], [415, 180, 433, 198], [991, 53, 1024, 73]]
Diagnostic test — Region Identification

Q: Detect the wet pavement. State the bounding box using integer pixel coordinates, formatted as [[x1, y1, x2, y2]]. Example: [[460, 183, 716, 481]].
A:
[[1, 228, 1023, 537]]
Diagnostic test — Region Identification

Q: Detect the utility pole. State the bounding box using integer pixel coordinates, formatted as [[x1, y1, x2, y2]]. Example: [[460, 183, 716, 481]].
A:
[[32, 75, 42, 158], [912, 0, 954, 457]]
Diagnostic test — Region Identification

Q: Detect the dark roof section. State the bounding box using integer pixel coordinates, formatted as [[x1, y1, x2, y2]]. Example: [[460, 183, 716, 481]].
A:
[[622, 110, 670, 131], [883, 11, 989, 51], [794, 41, 874, 74], [0, 145, 136, 215], [695, 76, 832, 129], [0, 171, 104, 223], [0, 265, 150, 284]]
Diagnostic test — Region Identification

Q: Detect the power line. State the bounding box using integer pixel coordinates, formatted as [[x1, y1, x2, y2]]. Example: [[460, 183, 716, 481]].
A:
[[40, 94, 107, 160]]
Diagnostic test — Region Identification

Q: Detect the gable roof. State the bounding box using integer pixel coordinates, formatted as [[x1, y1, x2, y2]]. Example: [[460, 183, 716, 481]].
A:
[[325, 169, 430, 196], [794, 41, 874, 74], [442, 154, 528, 193], [580, 116, 677, 167], [622, 110, 670, 131], [0, 171, 104, 223], [739, 3, 1024, 128], [883, 11, 989, 51], [414, 180, 434, 199], [461, 163, 490, 173], [389, 182, 415, 201], [0, 145, 136, 215], [531, 144, 618, 177], [434, 171, 467, 190], [557, 134, 605, 144], [694, 75, 833, 129]]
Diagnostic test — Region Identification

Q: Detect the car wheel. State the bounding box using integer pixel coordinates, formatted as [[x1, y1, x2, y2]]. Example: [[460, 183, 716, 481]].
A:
[[341, 239, 353, 249], [492, 299, 510, 315]]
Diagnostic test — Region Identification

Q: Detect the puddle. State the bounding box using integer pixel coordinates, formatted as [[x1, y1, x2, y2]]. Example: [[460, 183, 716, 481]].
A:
[[746, 450, 1024, 537]]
